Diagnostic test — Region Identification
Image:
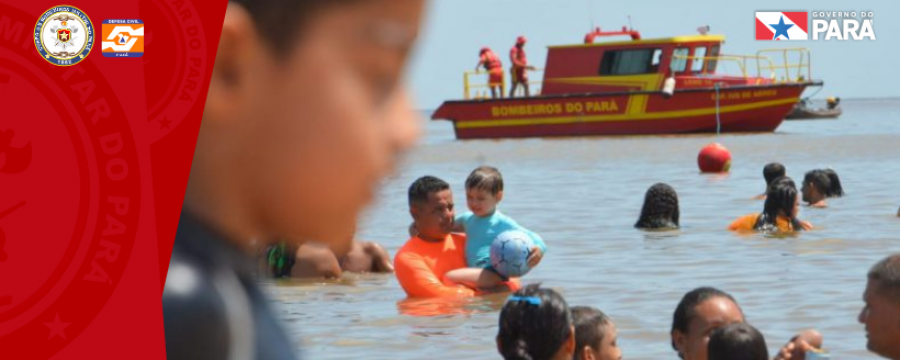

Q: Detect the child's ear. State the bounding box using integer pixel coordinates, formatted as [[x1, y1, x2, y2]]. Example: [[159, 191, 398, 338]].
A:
[[496, 190, 504, 202], [582, 345, 596, 360], [564, 326, 576, 354]]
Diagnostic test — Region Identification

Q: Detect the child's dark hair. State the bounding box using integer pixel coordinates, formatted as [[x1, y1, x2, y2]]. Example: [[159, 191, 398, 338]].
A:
[[671, 287, 742, 359], [762, 162, 786, 186], [230, 0, 363, 56], [803, 169, 832, 198], [572, 306, 612, 360], [755, 177, 803, 232], [466, 166, 504, 195], [497, 284, 572, 360], [408, 176, 450, 206], [635, 183, 680, 229], [822, 169, 844, 197], [708, 323, 769, 360]]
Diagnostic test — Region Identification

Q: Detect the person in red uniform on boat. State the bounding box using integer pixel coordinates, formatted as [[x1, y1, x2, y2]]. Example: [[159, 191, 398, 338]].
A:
[[509, 35, 535, 98], [477, 47, 504, 99]]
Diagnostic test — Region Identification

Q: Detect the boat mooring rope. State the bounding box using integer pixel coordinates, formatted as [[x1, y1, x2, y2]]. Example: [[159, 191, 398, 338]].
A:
[[715, 82, 721, 135]]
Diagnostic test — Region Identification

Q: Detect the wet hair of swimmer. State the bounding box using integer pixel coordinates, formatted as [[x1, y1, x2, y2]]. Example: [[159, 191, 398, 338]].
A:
[[572, 306, 612, 360], [671, 287, 743, 358], [755, 177, 803, 232], [762, 163, 786, 187], [707, 323, 769, 360], [803, 169, 844, 199], [497, 284, 573, 360], [408, 175, 450, 207], [229, 0, 363, 56], [635, 183, 680, 229], [822, 169, 844, 197]]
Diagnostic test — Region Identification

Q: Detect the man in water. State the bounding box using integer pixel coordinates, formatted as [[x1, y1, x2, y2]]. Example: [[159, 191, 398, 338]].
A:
[[394, 176, 517, 298], [162, 0, 425, 359], [859, 254, 900, 360], [292, 239, 394, 278]]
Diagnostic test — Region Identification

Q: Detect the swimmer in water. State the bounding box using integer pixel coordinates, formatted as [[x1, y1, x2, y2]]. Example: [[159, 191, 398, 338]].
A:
[[635, 183, 680, 230], [573, 306, 622, 360], [801, 170, 832, 208], [730, 177, 813, 233], [707, 323, 768, 360], [755, 163, 785, 200], [497, 284, 576, 360], [292, 239, 394, 279], [802, 168, 845, 208]]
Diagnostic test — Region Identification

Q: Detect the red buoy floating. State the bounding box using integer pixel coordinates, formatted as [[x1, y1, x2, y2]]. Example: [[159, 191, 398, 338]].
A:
[[698, 143, 732, 173]]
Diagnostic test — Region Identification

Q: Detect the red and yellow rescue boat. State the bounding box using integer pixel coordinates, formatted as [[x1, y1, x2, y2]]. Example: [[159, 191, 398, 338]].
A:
[[433, 27, 822, 139]]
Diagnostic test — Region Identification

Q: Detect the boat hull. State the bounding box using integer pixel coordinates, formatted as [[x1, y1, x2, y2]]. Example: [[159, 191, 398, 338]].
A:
[[432, 82, 815, 139], [785, 107, 842, 120]]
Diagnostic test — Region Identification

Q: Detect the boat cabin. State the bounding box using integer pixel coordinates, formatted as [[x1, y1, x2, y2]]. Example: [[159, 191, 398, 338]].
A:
[[542, 28, 771, 96]]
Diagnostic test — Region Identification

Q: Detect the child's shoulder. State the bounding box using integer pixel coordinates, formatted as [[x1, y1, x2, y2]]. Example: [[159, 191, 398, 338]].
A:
[[493, 210, 521, 225], [456, 211, 475, 222]]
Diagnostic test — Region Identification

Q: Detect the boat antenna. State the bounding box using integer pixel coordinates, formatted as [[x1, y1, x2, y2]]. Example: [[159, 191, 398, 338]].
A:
[[585, 0, 595, 29], [628, 15, 633, 30]]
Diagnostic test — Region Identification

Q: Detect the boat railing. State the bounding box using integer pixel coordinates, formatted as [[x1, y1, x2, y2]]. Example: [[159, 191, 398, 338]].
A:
[[463, 68, 544, 100], [756, 48, 812, 83], [672, 53, 774, 80]]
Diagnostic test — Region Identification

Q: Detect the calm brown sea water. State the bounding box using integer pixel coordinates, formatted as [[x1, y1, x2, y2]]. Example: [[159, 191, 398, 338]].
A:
[[266, 98, 900, 360]]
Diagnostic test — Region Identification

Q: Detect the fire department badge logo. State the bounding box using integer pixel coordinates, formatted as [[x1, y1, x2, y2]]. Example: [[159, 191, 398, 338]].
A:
[[34, 5, 94, 66]]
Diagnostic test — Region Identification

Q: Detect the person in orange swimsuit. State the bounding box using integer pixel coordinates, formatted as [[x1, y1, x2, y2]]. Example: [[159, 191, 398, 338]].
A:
[[477, 47, 504, 99], [729, 177, 813, 233], [395, 176, 519, 298]]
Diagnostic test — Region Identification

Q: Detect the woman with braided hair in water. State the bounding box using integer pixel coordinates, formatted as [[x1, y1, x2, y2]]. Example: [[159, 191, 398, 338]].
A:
[[635, 183, 680, 230]]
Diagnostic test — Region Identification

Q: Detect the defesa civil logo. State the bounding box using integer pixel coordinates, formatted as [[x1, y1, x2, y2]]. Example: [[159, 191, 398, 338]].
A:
[[34, 5, 94, 66], [755, 11, 876, 41], [101, 19, 144, 57]]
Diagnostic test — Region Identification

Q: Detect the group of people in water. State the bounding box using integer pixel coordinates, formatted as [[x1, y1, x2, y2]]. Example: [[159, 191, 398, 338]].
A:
[[496, 253, 900, 360], [256, 163, 896, 360], [385, 165, 897, 360], [159, 0, 898, 359], [634, 162, 846, 233]]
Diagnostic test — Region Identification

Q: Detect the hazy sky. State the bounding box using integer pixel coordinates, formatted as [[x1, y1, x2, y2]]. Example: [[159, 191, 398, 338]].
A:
[[406, 0, 898, 110]]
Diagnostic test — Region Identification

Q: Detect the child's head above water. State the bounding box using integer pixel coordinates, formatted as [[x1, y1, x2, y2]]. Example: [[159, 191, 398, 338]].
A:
[[573, 306, 622, 360], [465, 166, 504, 216], [763, 163, 786, 187], [707, 323, 769, 360], [497, 284, 575, 360]]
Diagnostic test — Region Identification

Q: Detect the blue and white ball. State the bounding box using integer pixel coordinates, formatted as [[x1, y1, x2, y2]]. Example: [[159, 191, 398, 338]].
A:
[[490, 230, 534, 278]]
